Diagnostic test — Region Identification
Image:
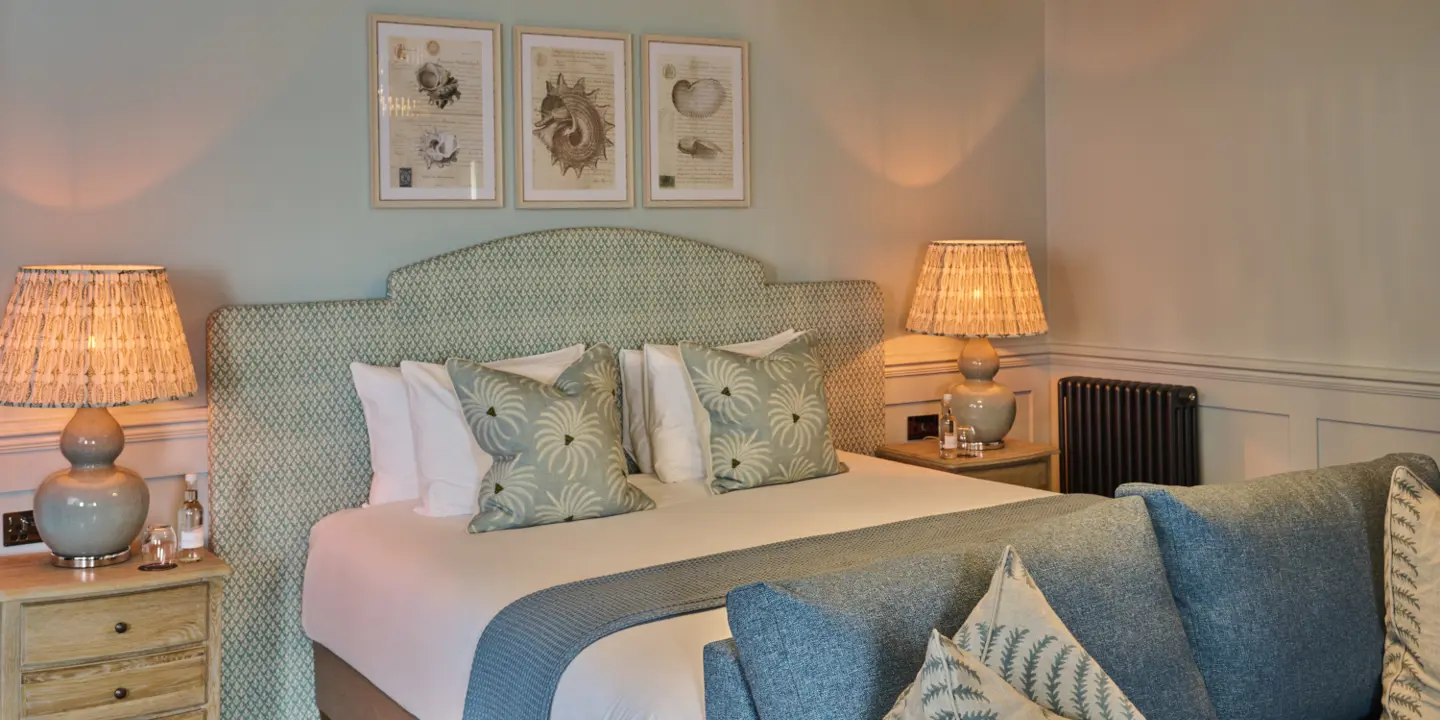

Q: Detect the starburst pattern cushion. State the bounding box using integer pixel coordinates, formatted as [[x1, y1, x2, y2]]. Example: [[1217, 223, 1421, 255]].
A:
[[678, 333, 843, 494], [1382, 466, 1440, 720], [888, 546, 1146, 720], [446, 344, 654, 532]]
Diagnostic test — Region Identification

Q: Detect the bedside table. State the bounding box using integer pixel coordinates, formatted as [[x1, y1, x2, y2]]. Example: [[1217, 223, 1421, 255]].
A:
[[0, 551, 229, 720], [876, 438, 1059, 491]]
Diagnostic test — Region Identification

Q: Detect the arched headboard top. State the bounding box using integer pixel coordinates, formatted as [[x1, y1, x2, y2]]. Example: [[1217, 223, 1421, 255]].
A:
[[206, 226, 884, 718]]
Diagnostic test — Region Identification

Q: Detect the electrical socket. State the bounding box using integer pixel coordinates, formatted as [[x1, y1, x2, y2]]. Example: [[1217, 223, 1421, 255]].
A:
[[907, 414, 939, 441], [3, 510, 42, 547]]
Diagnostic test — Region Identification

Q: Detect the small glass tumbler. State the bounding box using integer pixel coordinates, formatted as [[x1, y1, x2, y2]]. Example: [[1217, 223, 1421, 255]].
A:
[[142, 525, 178, 567], [956, 426, 982, 457]]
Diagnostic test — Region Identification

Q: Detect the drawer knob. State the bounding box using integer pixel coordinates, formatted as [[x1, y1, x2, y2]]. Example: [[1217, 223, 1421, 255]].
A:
[[113, 688, 128, 700], [114, 622, 128, 634]]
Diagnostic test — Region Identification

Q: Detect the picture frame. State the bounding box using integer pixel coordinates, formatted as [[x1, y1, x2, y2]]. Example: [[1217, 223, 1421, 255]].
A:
[[642, 35, 750, 208], [369, 14, 503, 208], [514, 26, 634, 209]]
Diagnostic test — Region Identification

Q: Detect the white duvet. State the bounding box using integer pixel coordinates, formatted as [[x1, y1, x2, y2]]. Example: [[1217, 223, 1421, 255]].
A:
[[302, 451, 1050, 720]]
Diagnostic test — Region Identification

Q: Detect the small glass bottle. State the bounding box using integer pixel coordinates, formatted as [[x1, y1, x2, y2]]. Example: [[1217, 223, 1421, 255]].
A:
[[939, 394, 959, 459], [177, 473, 205, 563]]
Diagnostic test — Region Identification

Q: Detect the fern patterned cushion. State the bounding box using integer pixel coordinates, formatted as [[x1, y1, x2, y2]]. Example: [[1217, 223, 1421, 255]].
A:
[[446, 344, 654, 532], [678, 334, 843, 494], [887, 629, 1060, 720], [1383, 466, 1440, 719], [887, 546, 1145, 720]]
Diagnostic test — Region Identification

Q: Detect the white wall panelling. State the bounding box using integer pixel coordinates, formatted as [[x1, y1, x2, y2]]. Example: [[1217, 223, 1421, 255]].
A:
[[2, 343, 1435, 535], [1049, 344, 1440, 485], [0, 403, 209, 558]]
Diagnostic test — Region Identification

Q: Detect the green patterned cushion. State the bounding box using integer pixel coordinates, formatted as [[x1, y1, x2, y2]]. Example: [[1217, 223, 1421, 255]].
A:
[[1382, 466, 1440, 720], [679, 334, 843, 494], [885, 630, 1061, 720], [888, 546, 1146, 720], [446, 344, 654, 531]]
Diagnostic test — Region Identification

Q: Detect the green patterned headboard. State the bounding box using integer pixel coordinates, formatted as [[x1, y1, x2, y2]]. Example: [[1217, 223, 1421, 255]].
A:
[[206, 227, 884, 718]]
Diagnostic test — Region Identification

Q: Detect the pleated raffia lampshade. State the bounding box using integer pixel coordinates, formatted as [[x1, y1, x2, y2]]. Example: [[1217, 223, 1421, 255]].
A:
[[906, 240, 1048, 338], [0, 265, 197, 408]]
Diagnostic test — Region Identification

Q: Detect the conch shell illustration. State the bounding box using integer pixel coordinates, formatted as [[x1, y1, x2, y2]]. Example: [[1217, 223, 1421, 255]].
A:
[[534, 74, 614, 178], [671, 78, 726, 119]]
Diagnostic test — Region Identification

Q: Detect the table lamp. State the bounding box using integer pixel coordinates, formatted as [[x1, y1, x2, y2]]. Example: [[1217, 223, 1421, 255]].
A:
[[906, 240, 1047, 449], [0, 266, 196, 567]]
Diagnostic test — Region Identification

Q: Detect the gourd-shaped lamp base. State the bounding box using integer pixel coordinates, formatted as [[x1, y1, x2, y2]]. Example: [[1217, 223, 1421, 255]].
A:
[[33, 407, 150, 568], [946, 338, 1015, 449]]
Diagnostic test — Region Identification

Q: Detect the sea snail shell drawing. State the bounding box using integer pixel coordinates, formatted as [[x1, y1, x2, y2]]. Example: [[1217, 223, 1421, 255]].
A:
[[534, 74, 614, 178], [672, 78, 727, 119]]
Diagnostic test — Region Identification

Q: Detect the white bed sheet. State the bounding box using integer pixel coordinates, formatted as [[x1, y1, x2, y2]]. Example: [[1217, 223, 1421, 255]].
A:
[[302, 451, 1051, 720]]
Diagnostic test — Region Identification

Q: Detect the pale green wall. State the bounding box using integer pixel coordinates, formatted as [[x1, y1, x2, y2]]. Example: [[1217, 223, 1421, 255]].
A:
[[0, 0, 1047, 405], [1046, 0, 1440, 371]]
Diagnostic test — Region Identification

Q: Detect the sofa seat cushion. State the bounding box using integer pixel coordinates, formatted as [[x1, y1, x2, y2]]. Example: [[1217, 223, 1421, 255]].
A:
[[726, 496, 1216, 720], [1117, 453, 1440, 720]]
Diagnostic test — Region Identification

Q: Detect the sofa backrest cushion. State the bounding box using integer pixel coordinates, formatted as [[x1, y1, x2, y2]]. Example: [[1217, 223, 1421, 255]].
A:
[[1117, 453, 1440, 720], [726, 496, 1217, 720]]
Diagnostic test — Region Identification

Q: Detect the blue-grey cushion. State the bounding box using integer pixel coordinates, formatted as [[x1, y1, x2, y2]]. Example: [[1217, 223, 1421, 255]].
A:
[[726, 496, 1216, 720], [704, 639, 761, 720], [1117, 453, 1440, 720]]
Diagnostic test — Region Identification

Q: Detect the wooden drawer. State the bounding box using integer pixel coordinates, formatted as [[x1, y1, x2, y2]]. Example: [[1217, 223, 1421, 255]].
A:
[[20, 646, 206, 720], [22, 584, 208, 667], [966, 463, 1051, 490]]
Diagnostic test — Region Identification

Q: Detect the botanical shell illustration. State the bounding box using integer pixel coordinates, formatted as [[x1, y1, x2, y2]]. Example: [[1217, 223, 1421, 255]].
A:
[[677, 137, 722, 160], [672, 78, 726, 119], [418, 129, 459, 169], [416, 62, 461, 109], [534, 74, 614, 178]]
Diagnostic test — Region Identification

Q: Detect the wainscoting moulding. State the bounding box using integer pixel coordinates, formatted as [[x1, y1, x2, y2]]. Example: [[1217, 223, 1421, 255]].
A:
[[3, 342, 1438, 467]]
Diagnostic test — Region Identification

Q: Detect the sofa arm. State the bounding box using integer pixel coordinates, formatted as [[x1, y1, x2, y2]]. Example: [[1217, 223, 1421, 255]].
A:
[[704, 638, 760, 720]]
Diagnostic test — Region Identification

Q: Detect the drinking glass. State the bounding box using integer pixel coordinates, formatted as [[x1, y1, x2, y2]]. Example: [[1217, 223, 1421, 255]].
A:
[[956, 426, 982, 457], [142, 525, 178, 567]]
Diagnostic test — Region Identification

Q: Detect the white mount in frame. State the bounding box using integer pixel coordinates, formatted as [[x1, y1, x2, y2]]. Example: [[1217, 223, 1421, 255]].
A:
[[643, 35, 750, 208], [370, 14, 503, 208]]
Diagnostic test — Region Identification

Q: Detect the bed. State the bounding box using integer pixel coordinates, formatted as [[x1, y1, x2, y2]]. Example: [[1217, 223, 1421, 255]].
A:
[[302, 453, 1049, 720], [206, 227, 1036, 720]]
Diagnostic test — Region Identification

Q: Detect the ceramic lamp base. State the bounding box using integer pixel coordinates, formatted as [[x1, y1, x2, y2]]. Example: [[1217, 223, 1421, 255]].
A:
[[33, 408, 150, 568], [947, 337, 1016, 448]]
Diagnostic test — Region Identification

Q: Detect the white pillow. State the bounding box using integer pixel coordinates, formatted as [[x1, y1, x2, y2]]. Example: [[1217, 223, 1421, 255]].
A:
[[349, 362, 421, 506], [401, 344, 586, 517], [619, 349, 653, 474], [643, 330, 800, 484]]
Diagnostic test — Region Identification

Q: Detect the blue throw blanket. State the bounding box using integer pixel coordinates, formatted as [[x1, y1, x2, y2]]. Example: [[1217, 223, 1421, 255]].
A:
[[462, 493, 1103, 720]]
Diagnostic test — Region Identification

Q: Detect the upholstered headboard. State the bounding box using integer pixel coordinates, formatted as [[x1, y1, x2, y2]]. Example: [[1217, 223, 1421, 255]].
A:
[[206, 227, 884, 719]]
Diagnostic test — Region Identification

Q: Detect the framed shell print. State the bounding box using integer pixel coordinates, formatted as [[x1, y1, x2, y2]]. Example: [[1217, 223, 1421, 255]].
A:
[[514, 27, 633, 208], [369, 14, 503, 208], [642, 35, 750, 208]]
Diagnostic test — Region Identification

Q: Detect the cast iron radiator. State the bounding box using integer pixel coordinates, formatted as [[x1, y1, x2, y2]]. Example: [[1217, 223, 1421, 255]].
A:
[[1057, 376, 1200, 495]]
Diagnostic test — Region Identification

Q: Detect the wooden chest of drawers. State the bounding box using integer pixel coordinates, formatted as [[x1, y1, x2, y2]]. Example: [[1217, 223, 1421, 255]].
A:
[[0, 552, 229, 720]]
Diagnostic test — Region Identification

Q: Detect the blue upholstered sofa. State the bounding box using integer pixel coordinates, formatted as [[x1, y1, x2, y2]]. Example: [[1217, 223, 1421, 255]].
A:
[[704, 453, 1440, 720]]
